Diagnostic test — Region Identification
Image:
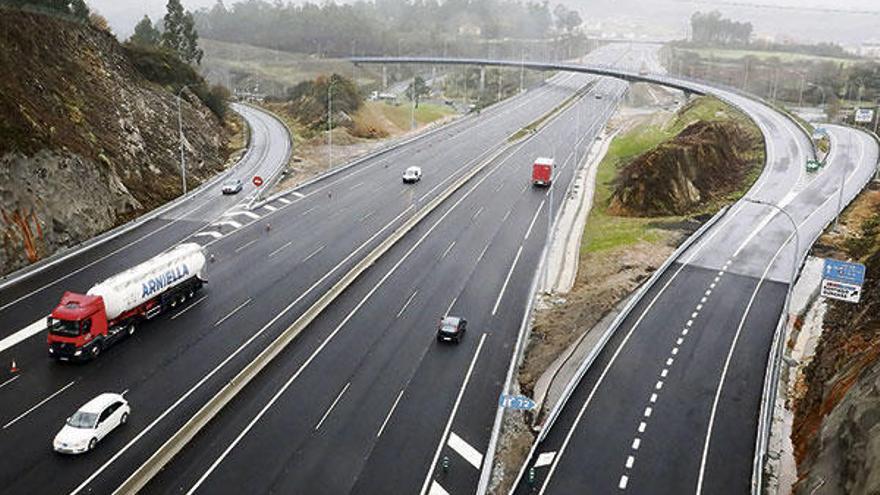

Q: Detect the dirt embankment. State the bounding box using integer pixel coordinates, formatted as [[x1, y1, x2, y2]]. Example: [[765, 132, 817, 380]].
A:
[[0, 11, 241, 276], [610, 117, 762, 216], [792, 186, 880, 495]]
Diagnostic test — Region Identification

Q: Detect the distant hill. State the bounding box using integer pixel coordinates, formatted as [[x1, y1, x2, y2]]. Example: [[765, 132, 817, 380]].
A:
[[0, 9, 238, 275]]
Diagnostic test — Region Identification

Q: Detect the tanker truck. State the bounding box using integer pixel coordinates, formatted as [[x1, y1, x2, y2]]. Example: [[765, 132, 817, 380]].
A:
[[47, 243, 207, 361]]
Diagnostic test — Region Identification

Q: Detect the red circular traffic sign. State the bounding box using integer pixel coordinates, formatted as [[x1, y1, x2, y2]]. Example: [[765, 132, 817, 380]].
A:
[[252, 176, 264, 187]]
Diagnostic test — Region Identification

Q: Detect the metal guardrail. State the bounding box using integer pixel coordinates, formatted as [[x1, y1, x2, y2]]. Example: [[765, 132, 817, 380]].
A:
[[507, 204, 730, 493], [112, 115, 535, 494], [750, 125, 878, 495], [476, 88, 620, 495]]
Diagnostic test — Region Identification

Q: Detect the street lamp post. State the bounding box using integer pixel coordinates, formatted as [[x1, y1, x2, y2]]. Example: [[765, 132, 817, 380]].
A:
[[176, 85, 192, 196], [745, 198, 800, 286], [328, 78, 335, 170]]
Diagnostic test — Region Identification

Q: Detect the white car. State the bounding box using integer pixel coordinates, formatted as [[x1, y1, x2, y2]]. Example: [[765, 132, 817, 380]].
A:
[[402, 166, 422, 183], [53, 393, 130, 454], [222, 179, 243, 194]]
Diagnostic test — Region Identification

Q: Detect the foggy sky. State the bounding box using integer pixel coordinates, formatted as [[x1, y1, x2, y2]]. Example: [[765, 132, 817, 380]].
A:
[[88, 0, 880, 44]]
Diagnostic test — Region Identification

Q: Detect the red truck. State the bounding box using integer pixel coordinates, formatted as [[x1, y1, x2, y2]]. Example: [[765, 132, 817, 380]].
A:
[[532, 157, 554, 187], [47, 243, 207, 361]]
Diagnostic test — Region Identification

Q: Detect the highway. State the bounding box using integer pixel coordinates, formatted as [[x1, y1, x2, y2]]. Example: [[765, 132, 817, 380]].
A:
[[511, 113, 879, 492], [0, 45, 640, 494]]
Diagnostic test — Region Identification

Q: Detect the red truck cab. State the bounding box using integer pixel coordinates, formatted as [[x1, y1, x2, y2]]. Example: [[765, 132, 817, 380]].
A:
[[47, 292, 108, 361], [532, 157, 554, 187]]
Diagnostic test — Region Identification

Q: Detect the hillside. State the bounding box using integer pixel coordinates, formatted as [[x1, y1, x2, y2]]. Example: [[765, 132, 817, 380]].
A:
[[0, 10, 240, 275], [792, 186, 880, 494]]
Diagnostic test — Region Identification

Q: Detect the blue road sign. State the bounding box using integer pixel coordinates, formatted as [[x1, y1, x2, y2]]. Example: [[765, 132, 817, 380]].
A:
[[823, 259, 866, 285], [499, 394, 536, 410]]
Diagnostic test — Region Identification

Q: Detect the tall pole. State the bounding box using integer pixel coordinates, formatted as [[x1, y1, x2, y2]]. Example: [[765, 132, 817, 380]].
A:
[[834, 164, 846, 230], [328, 80, 333, 170], [520, 49, 525, 93], [176, 85, 190, 196], [410, 80, 416, 130]]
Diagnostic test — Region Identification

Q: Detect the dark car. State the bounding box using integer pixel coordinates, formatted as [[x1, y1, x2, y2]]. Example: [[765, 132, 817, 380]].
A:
[[437, 316, 467, 344]]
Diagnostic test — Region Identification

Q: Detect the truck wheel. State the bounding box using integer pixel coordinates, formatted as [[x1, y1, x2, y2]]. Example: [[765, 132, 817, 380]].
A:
[[128, 324, 136, 336], [90, 344, 101, 360]]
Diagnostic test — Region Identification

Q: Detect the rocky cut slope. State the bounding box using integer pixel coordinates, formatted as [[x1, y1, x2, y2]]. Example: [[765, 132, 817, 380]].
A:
[[0, 10, 233, 275], [608, 99, 763, 217], [793, 188, 880, 495]]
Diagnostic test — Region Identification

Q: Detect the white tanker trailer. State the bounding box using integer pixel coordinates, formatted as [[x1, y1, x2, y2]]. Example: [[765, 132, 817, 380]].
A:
[[47, 243, 207, 361]]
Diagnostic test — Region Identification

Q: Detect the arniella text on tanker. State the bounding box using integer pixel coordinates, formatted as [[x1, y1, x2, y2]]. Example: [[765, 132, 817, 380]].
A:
[[142, 264, 191, 298]]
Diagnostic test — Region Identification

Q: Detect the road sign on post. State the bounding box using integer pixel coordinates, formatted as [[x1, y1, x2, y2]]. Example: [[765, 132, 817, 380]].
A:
[[821, 258, 866, 303], [854, 108, 875, 124], [252, 175, 264, 187]]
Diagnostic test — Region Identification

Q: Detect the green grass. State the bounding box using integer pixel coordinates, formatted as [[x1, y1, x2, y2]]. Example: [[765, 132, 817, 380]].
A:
[[581, 95, 762, 254], [369, 101, 455, 129], [685, 47, 860, 66]]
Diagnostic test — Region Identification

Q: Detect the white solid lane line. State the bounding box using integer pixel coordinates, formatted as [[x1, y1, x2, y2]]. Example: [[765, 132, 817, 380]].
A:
[[377, 389, 405, 438], [0, 317, 47, 354], [268, 241, 293, 258], [492, 245, 524, 316], [79, 208, 415, 495], [315, 382, 350, 431], [3, 381, 75, 429], [171, 296, 208, 321], [0, 375, 20, 390], [418, 333, 487, 495], [448, 431, 484, 469], [396, 290, 418, 318], [302, 245, 326, 263], [213, 299, 252, 327]]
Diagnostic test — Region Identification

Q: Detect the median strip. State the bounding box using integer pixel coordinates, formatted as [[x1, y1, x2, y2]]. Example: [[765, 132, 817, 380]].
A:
[[111, 113, 531, 495]]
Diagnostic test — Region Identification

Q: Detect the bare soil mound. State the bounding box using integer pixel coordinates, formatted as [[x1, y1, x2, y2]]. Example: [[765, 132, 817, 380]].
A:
[[609, 120, 760, 216]]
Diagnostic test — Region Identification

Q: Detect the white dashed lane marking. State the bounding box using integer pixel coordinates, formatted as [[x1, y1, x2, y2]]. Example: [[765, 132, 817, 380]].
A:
[[447, 431, 484, 469]]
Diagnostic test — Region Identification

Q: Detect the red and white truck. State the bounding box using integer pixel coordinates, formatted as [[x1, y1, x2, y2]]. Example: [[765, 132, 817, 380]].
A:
[[47, 243, 207, 361], [532, 157, 554, 187]]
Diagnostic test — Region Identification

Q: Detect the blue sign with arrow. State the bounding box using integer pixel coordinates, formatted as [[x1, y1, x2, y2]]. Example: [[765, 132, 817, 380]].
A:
[[499, 394, 536, 410], [823, 259, 866, 285]]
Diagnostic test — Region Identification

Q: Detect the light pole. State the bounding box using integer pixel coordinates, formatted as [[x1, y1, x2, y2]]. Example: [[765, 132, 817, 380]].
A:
[[744, 198, 800, 285], [410, 79, 416, 130], [327, 78, 335, 170], [176, 84, 193, 196]]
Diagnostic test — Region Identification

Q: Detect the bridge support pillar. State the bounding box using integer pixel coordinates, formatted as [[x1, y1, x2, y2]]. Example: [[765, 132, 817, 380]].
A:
[[382, 65, 387, 91], [479, 66, 486, 96]]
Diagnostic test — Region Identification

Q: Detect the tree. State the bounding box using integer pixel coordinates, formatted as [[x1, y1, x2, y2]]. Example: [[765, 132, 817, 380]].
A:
[[69, 0, 88, 19], [130, 15, 161, 46], [406, 76, 430, 107], [162, 0, 203, 65], [162, 0, 186, 53], [181, 12, 204, 64]]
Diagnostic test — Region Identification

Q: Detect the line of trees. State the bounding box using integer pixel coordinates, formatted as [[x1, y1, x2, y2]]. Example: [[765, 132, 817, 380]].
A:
[[195, 0, 583, 58], [129, 0, 203, 65], [690, 11, 752, 45]]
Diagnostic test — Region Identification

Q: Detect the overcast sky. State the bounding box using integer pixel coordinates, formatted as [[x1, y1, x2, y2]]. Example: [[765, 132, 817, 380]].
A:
[[88, 0, 880, 44]]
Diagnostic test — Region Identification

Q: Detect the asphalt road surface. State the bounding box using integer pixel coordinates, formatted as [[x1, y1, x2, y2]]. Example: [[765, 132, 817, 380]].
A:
[[513, 118, 879, 494], [0, 45, 641, 495]]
